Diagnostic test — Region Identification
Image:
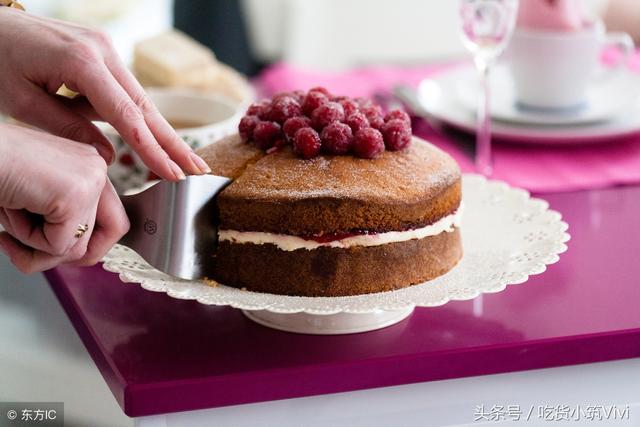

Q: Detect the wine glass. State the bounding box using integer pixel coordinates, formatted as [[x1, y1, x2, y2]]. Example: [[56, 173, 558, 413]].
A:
[[459, 0, 518, 176]]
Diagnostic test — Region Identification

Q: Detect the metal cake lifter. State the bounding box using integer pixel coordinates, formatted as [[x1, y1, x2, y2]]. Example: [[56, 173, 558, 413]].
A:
[[118, 175, 232, 280]]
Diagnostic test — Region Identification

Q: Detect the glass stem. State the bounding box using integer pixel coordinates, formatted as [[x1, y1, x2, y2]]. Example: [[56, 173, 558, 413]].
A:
[[475, 58, 492, 177]]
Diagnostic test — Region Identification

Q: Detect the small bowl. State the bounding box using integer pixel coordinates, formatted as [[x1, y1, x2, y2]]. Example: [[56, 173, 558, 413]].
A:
[[102, 88, 243, 193]]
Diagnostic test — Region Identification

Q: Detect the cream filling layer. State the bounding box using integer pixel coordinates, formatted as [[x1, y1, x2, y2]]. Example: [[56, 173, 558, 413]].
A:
[[218, 205, 462, 251]]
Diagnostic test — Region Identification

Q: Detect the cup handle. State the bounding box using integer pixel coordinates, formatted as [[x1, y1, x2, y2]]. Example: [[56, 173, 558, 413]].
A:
[[596, 32, 635, 81]]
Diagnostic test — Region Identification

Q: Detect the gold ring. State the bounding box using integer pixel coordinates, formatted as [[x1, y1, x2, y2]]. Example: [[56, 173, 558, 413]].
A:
[[74, 224, 89, 239], [0, 1, 26, 11], [56, 83, 80, 99]]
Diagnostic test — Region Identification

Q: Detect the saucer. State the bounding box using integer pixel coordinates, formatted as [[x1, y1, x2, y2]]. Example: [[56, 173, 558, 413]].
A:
[[455, 64, 640, 126], [413, 65, 640, 145]]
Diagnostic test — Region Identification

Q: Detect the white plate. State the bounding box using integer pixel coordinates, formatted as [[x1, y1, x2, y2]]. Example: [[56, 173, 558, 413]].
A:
[[416, 66, 640, 145], [455, 65, 640, 126], [102, 175, 569, 334]]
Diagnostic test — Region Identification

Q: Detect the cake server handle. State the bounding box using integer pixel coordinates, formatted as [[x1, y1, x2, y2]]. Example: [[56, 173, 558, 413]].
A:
[[118, 174, 232, 280]]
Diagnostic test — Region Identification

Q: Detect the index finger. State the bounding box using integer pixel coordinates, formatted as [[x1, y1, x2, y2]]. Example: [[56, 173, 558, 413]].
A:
[[105, 53, 211, 176], [69, 60, 186, 181]]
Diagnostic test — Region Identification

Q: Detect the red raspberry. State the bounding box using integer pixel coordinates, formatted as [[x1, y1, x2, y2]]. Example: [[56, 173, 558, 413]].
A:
[[293, 127, 322, 159], [302, 91, 329, 116], [361, 106, 384, 130], [339, 99, 359, 117], [247, 100, 271, 119], [283, 116, 311, 141], [384, 109, 411, 125], [353, 128, 385, 159], [360, 103, 382, 115], [238, 115, 259, 141], [366, 114, 384, 130], [271, 91, 291, 101], [311, 102, 345, 130], [253, 121, 282, 150], [308, 86, 332, 97], [382, 119, 412, 151], [321, 122, 353, 155], [292, 90, 306, 104], [344, 112, 370, 133], [269, 96, 302, 124], [355, 97, 373, 108]]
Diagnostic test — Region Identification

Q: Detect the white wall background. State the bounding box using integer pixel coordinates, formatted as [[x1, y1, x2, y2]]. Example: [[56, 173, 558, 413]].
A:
[[242, 0, 610, 70]]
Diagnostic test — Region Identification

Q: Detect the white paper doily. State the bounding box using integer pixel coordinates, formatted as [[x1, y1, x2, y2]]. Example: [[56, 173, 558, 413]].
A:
[[103, 175, 569, 315]]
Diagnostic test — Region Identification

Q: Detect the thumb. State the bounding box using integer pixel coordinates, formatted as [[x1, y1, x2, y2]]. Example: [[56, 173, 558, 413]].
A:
[[11, 86, 115, 164]]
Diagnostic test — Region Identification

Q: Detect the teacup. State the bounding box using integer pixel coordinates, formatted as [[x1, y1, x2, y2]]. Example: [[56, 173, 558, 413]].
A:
[[507, 21, 634, 110], [101, 88, 243, 193]]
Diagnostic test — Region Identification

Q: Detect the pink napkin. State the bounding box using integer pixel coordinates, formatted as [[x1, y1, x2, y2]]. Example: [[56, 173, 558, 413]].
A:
[[255, 53, 640, 194]]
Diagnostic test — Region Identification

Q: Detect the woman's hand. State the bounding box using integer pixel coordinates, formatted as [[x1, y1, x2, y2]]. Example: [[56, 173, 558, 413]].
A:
[[0, 124, 129, 273], [0, 7, 210, 180]]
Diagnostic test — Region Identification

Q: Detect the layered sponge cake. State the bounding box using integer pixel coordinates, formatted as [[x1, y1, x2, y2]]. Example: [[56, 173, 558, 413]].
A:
[[197, 88, 462, 296]]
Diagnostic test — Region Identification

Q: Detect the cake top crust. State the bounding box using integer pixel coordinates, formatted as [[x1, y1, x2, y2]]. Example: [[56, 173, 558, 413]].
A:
[[222, 136, 458, 204], [196, 134, 461, 235], [197, 134, 263, 179]]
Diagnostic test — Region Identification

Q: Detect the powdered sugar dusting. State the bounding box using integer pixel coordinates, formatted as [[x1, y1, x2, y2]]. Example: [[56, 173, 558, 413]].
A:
[[222, 137, 460, 203]]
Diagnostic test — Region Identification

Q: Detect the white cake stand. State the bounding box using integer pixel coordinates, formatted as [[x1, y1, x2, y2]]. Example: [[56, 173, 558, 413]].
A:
[[103, 175, 569, 334]]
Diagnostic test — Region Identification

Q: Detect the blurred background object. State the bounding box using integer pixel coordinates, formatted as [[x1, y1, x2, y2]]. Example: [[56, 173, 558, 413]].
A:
[[241, 0, 468, 71], [24, 0, 616, 74], [28, 0, 173, 64], [133, 30, 253, 104], [174, 0, 257, 75], [236, 0, 607, 71], [603, 0, 640, 43]]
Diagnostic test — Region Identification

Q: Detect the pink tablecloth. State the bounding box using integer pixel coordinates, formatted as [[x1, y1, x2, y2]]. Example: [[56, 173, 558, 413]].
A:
[[255, 52, 640, 193]]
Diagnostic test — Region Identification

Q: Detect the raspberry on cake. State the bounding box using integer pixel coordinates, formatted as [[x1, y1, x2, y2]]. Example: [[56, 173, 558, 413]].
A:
[[384, 109, 411, 125], [252, 121, 281, 150], [283, 116, 311, 142], [302, 91, 329, 116], [293, 127, 321, 159], [353, 127, 385, 159], [269, 96, 301, 123], [235, 88, 420, 160], [321, 122, 353, 154], [382, 119, 412, 151], [345, 112, 370, 133], [311, 102, 345, 130], [196, 88, 462, 297]]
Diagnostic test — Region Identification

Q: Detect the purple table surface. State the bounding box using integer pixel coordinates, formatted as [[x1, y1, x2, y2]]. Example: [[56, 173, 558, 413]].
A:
[[45, 184, 640, 418]]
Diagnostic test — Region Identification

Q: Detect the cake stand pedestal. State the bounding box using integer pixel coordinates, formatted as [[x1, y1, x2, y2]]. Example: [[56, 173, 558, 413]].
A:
[[243, 307, 415, 334]]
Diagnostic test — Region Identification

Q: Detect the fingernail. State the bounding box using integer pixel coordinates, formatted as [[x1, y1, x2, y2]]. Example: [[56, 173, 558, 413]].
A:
[[168, 160, 186, 181], [190, 152, 211, 174]]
